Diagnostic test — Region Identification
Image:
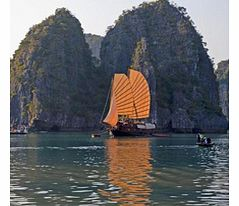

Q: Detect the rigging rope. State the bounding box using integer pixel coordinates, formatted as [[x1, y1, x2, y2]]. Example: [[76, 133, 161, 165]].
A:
[[99, 79, 112, 124]]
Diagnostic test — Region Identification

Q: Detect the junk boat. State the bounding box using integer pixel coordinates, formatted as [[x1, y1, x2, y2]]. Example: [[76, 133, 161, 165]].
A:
[[102, 68, 159, 136]]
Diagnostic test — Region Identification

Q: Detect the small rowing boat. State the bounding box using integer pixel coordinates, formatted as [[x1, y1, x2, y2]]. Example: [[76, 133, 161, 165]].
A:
[[91, 134, 101, 138], [196, 142, 214, 147]]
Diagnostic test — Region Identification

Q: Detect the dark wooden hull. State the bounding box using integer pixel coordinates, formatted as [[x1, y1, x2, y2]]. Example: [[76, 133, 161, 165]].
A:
[[10, 132, 28, 135], [111, 129, 154, 136], [196, 142, 214, 147], [110, 127, 169, 137], [110, 122, 169, 137]]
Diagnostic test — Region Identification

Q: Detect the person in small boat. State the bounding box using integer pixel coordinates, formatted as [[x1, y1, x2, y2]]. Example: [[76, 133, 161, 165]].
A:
[[197, 133, 205, 143], [197, 133, 210, 144], [201, 136, 212, 145], [197, 133, 201, 143], [206, 137, 211, 144]]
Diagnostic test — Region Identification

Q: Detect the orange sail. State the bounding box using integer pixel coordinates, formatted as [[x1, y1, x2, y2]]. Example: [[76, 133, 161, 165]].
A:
[[103, 74, 136, 126], [102, 91, 118, 127], [128, 69, 150, 119], [103, 69, 150, 126]]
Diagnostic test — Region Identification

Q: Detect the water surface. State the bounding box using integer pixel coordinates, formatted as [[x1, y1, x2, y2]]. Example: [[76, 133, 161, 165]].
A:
[[10, 133, 229, 205]]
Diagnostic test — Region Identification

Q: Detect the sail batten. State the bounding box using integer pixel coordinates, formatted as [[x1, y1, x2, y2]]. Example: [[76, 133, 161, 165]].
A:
[[113, 75, 124, 90], [103, 68, 150, 126], [132, 87, 149, 99], [132, 91, 150, 104], [128, 69, 150, 119], [114, 93, 133, 103]]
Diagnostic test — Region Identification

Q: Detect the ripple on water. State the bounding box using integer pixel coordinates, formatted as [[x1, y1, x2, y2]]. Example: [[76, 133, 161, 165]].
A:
[[72, 190, 93, 193], [11, 186, 28, 191], [65, 195, 80, 199], [92, 182, 105, 186], [67, 146, 105, 150], [10, 194, 36, 206], [87, 175, 99, 178], [35, 190, 49, 194], [10, 134, 228, 205], [44, 196, 52, 199], [46, 146, 65, 150], [11, 147, 44, 151]]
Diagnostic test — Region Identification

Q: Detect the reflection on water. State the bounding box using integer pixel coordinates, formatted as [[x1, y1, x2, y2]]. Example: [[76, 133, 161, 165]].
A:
[[10, 133, 229, 205], [100, 138, 152, 204]]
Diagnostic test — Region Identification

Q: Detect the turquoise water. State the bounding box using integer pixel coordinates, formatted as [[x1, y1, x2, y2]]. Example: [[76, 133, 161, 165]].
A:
[[10, 133, 229, 205]]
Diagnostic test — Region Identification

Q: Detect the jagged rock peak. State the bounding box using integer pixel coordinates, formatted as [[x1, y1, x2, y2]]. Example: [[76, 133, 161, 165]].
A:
[[55, 8, 72, 16]]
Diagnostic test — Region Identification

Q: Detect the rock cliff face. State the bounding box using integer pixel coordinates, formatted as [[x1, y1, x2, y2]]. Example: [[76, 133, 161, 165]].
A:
[[215, 60, 229, 121], [10, 8, 104, 131], [101, 0, 228, 132], [85, 33, 103, 60], [131, 38, 158, 124]]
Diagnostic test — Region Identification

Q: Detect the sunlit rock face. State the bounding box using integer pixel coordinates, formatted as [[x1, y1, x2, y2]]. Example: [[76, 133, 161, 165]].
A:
[[215, 60, 229, 121]]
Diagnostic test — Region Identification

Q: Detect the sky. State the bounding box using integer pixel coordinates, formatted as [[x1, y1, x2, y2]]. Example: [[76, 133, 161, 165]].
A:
[[10, 0, 228, 65]]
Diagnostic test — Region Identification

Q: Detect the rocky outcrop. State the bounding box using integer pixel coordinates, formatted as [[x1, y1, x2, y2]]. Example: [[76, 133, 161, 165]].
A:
[[85, 33, 103, 60], [100, 0, 228, 132], [10, 8, 103, 131], [215, 60, 229, 120], [131, 38, 158, 124]]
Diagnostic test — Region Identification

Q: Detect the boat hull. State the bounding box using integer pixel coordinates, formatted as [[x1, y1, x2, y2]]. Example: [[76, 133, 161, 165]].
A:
[[109, 122, 169, 137], [10, 132, 28, 135], [111, 128, 154, 137], [196, 143, 214, 147]]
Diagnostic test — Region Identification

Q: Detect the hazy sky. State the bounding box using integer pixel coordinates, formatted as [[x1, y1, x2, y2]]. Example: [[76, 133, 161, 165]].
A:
[[10, 0, 228, 65]]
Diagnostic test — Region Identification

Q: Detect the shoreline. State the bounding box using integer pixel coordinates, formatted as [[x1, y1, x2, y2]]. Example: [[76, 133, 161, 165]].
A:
[[10, 129, 229, 135]]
